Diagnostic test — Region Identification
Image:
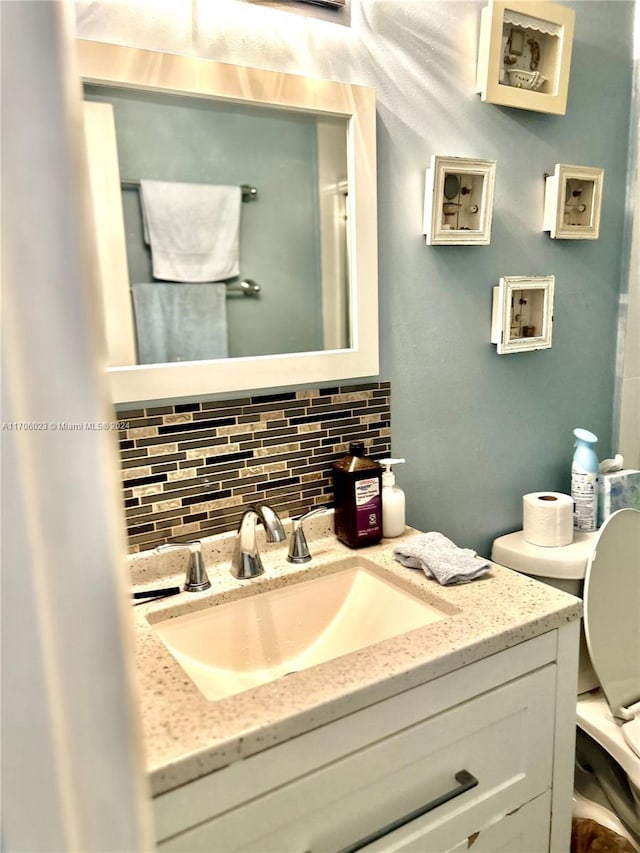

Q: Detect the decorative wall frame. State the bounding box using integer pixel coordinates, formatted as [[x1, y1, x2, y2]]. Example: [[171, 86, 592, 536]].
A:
[[243, 0, 350, 26], [491, 275, 555, 354], [543, 164, 605, 239], [476, 0, 575, 115], [423, 156, 497, 246]]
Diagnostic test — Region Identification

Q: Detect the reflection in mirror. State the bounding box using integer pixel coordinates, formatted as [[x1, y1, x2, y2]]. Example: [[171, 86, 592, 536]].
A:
[[78, 39, 378, 403], [83, 85, 350, 366]]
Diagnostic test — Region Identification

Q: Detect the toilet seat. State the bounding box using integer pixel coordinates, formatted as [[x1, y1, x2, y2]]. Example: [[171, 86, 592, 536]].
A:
[[583, 508, 640, 719], [580, 508, 640, 783]]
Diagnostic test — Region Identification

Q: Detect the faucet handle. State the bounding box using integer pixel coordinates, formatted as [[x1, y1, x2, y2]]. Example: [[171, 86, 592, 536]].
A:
[[287, 506, 329, 564], [157, 540, 211, 592]]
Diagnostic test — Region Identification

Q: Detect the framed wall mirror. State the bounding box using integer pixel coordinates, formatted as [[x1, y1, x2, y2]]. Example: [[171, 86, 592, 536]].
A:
[[77, 40, 378, 404]]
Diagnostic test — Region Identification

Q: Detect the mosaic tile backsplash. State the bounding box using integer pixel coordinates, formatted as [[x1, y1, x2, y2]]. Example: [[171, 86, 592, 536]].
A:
[[119, 382, 391, 552]]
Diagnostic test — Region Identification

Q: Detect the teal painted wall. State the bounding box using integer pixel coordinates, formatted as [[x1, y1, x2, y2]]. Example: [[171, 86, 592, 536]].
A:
[[372, 1, 633, 555], [77, 0, 635, 557]]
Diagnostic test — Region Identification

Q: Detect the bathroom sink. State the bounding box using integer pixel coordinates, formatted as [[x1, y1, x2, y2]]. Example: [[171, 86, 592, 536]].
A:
[[149, 558, 445, 701]]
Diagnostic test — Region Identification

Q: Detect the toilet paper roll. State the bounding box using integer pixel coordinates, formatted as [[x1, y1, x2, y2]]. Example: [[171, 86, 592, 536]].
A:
[[522, 492, 574, 547]]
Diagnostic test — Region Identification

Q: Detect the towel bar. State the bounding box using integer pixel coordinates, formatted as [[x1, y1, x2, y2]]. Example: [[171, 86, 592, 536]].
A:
[[226, 279, 260, 297], [120, 179, 258, 202]]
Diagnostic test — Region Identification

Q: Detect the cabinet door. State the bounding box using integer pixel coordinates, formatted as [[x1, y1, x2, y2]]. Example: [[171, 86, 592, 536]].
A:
[[154, 633, 557, 842], [158, 666, 555, 852], [358, 790, 551, 853]]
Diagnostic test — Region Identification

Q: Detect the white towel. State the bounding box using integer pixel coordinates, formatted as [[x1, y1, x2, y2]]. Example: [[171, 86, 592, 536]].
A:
[[131, 282, 228, 364], [140, 180, 241, 282], [393, 532, 490, 586]]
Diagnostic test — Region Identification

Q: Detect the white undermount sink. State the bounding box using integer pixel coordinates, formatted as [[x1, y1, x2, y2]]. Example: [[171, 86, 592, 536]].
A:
[[149, 557, 446, 701]]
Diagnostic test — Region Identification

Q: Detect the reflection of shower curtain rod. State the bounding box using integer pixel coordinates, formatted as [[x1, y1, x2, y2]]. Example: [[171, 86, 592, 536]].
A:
[[120, 179, 258, 202]]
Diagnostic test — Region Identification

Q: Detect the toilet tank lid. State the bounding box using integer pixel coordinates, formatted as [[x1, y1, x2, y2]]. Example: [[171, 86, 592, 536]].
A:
[[491, 530, 598, 579]]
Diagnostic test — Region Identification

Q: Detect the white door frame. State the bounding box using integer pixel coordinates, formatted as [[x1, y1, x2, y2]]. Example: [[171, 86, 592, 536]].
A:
[[1, 2, 152, 849]]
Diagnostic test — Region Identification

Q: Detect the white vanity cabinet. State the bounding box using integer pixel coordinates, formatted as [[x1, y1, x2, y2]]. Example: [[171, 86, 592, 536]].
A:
[[153, 624, 578, 853]]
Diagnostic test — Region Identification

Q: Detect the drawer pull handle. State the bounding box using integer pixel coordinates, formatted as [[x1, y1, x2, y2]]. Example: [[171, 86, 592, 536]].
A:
[[340, 769, 478, 852]]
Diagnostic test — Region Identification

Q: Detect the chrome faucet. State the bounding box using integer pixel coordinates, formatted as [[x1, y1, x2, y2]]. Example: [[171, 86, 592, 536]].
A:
[[231, 503, 286, 579], [287, 505, 329, 564], [158, 540, 211, 592]]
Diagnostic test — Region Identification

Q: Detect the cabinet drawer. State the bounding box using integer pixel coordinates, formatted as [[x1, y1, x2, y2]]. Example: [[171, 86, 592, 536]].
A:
[[359, 789, 551, 853], [159, 664, 555, 852]]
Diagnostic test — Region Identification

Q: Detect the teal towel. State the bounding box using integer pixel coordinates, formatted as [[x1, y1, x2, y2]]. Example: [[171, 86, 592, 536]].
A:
[[131, 282, 228, 364]]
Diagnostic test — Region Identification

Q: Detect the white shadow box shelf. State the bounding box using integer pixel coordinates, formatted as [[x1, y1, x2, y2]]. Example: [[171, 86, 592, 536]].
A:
[[476, 0, 575, 115], [543, 164, 604, 240], [423, 156, 496, 246], [491, 275, 555, 354]]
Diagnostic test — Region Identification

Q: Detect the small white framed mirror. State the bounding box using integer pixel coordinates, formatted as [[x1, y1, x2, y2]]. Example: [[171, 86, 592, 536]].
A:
[[543, 164, 605, 240], [423, 156, 496, 246], [491, 275, 555, 354]]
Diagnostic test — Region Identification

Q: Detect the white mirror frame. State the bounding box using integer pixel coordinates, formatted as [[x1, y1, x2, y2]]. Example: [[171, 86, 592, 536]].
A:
[[77, 39, 378, 404], [491, 275, 555, 354], [543, 164, 605, 240], [423, 155, 497, 246]]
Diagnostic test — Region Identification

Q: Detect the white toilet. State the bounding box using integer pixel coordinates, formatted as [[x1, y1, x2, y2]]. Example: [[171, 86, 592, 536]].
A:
[[492, 508, 640, 849]]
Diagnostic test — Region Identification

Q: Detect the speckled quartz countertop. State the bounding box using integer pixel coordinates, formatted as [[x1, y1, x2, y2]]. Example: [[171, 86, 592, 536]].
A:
[[130, 515, 582, 797]]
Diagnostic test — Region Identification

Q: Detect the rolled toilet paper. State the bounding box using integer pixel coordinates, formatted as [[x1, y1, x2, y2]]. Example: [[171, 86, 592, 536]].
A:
[[522, 492, 574, 547]]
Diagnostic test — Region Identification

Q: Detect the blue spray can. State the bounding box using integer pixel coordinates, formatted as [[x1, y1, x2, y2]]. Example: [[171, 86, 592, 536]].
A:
[[571, 428, 599, 531]]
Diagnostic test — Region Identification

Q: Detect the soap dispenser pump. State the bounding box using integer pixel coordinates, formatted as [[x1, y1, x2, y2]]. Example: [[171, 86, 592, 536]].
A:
[[380, 458, 406, 538]]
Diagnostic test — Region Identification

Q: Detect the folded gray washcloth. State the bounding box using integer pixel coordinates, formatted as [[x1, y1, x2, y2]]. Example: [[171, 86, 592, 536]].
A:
[[393, 532, 490, 585]]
